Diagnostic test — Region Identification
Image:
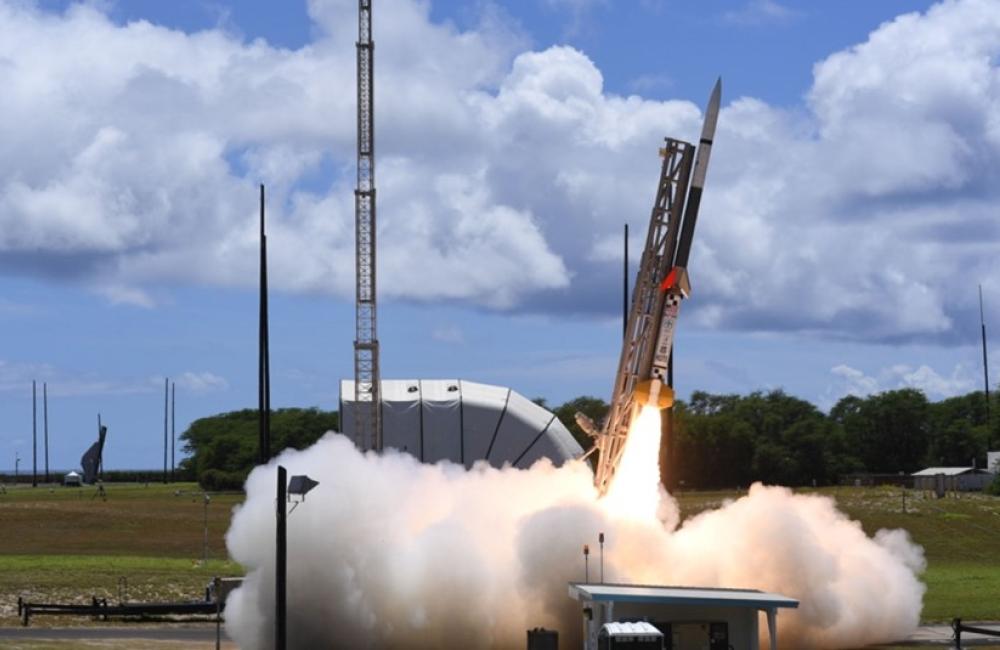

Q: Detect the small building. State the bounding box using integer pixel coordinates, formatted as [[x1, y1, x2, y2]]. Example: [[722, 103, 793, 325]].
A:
[[569, 583, 799, 650], [912, 467, 993, 492], [988, 451, 1000, 475], [63, 471, 82, 487]]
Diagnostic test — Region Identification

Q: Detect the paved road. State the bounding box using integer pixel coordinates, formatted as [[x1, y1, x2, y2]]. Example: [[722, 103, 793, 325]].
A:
[[0, 624, 228, 642], [1, 622, 998, 647], [894, 622, 1000, 646]]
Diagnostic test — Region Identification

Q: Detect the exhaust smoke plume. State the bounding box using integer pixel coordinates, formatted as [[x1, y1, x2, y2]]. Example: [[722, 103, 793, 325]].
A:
[[225, 408, 924, 649]]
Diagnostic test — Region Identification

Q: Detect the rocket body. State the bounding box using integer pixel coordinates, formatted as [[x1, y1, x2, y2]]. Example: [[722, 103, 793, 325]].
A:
[[632, 80, 720, 411]]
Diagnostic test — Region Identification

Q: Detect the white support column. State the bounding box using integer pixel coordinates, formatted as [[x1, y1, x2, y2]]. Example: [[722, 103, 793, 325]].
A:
[[766, 608, 778, 650]]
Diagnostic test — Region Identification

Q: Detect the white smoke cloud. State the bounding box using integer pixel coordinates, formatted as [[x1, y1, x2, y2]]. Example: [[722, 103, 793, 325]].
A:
[[225, 416, 924, 649]]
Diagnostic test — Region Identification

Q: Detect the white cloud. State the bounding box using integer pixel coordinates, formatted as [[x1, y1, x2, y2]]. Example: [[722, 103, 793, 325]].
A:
[[1, 0, 1000, 347], [723, 0, 797, 25], [174, 371, 230, 393], [0, 359, 154, 397], [825, 362, 976, 404]]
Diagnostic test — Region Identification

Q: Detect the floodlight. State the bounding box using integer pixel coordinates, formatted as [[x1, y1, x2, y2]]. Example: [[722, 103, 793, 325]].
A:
[[288, 475, 319, 498]]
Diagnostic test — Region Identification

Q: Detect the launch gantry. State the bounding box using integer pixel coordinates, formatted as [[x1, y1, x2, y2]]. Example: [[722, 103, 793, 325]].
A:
[[582, 80, 721, 495], [353, 0, 382, 452]]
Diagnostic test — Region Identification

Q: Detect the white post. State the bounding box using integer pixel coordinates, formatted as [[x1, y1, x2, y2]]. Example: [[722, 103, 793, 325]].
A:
[[766, 608, 778, 650]]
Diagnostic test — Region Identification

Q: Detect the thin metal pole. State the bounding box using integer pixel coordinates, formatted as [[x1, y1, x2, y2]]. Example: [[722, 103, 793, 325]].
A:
[[98, 413, 103, 481], [276, 465, 287, 650], [32, 381, 37, 487], [214, 577, 222, 650], [259, 184, 271, 464], [171, 382, 176, 481], [203, 493, 210, 564], [43, 383, 49, 483], [163, 377, 168, 483], [623, 223, 629, 338], [599, 532, 605, 584], [981, 285, 991, 445]]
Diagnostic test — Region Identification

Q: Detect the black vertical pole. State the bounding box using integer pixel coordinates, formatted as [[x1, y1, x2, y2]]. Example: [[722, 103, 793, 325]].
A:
[[43, 383, 49, 483], [98, 413, 103, 481], [623, 223, 629, 338], [276, 465, 287, 650], [32, 381, 37, 487], [259, 184, 271, 464], [171, 382, 176, 481], [163, 377, 168, 483], [980, 285, 991, 445]]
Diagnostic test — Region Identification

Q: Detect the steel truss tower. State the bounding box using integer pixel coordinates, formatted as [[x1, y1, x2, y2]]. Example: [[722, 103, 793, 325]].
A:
[[353, 0, 381, 451], [593, 139, 694, 493]]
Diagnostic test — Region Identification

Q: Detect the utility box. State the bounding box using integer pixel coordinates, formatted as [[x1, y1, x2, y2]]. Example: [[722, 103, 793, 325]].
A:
[[598, 621, 662, 649], [527, 627, 558, 650]]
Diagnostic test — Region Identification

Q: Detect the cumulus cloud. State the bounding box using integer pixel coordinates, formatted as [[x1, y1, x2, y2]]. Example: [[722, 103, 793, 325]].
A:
[[2, 0, 1000, 345], [826, 362, 976, 403]]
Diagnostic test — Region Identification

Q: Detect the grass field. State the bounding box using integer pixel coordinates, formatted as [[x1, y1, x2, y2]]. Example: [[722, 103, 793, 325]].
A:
[[1, 480, 998, 637], [0, 482, 243, 626]]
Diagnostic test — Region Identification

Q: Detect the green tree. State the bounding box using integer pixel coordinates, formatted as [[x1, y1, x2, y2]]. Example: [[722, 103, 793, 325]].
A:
[[180, 407, 339, 490]]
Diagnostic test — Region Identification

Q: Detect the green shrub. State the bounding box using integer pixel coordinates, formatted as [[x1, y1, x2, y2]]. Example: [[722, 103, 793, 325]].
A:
[[987, 473, 1000, 496], [199, 469, 247, 492]]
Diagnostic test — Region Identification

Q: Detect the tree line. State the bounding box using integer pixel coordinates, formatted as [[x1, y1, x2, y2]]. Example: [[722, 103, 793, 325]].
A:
[[555, 388, 999, 490], [181, 388, 1000, 492]]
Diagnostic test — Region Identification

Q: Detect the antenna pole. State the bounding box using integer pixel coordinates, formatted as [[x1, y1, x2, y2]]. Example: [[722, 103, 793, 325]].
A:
[[97, 413, 103, 481], [171, 382, 176, 481], [32, 381, 37, 487], [163, 377, 168, 483], [259, 184, 271, 464], [43, 382, 49, 483], [981, 285, 991, 445]]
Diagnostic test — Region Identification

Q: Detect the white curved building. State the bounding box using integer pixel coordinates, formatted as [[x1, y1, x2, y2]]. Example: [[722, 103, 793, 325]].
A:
[[339, 379, 582, 468]]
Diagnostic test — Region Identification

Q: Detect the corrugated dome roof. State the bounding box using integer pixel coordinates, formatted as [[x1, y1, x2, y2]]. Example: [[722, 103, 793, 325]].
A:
[[339, 379, 583, 468]]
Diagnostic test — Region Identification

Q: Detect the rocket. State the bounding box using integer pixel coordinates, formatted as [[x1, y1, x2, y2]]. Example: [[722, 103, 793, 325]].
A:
[[633, 78, 721, 411]]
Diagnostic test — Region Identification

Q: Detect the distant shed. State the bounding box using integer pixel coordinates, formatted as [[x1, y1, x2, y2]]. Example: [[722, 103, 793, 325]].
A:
[[63, 471, 82, 487], [911, 467, 993, 492], [988, 451, 1000, 474]]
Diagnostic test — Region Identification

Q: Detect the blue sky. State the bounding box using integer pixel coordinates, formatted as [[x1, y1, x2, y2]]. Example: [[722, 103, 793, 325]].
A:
[[2, 0, 997, 471]]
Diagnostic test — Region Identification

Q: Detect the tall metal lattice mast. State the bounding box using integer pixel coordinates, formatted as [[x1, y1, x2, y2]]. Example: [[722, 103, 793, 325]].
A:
[[354, 0, 381, 451]]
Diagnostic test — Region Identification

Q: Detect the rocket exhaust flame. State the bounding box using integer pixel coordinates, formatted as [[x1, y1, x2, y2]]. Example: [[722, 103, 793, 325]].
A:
[[601, 406, 668, 522], [226, 421, 925, 650]]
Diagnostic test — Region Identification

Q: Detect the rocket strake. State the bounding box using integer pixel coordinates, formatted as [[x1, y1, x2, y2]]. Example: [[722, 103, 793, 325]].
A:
[[580, 79, 721, 495]]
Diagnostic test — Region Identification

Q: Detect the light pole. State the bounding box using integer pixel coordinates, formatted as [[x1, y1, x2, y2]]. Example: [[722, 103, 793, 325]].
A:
[[15, 452, 20, 483], [203, 493, 211, 565], [276, 466, 319, 650]]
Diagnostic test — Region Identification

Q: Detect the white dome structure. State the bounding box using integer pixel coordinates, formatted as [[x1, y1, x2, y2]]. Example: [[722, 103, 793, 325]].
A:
[[339, 379, 582, 468]]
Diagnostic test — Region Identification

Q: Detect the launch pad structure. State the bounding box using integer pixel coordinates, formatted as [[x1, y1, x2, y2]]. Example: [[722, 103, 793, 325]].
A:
[[344, 2, 724, 494], [583, 81, 721, 495]]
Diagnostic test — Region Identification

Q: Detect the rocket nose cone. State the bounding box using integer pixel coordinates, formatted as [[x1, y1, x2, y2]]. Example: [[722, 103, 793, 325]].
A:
[[709, 78, 722, 111]]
